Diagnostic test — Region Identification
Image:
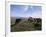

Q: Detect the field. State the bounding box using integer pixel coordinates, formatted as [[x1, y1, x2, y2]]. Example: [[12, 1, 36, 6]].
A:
[[11, 17, 42, 32]]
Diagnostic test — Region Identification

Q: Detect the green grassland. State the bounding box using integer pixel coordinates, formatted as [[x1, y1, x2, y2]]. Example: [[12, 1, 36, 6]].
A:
[[11, 17, 42, 32]]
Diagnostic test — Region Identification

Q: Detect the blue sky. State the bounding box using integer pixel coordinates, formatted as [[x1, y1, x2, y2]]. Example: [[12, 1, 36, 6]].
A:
[[10, 5, 42, 18]]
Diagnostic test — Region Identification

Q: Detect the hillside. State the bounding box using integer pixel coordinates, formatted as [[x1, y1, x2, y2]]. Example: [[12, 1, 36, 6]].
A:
[[11, 17, 42, 32]]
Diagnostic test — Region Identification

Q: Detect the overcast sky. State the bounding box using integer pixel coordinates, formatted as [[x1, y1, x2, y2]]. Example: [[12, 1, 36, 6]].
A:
[[10, 5, 42, 18]]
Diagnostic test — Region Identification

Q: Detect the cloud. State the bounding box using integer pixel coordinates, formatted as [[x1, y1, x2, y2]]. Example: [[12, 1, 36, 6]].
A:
[[31, 12, 42, 18], [24, 6, 29, 12]]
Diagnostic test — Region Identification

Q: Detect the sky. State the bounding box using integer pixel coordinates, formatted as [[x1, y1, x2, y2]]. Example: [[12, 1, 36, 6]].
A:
[[10, 5, 42, 18]]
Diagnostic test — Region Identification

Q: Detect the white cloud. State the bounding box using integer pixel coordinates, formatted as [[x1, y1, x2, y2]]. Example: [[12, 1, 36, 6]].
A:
[[24, 6, 33, 12], [31, 12, 42, 18], [24, 6, 29, 11]]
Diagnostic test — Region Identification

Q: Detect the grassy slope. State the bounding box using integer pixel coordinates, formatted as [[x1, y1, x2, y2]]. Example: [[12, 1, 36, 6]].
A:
[[11, 18, 42, 32]]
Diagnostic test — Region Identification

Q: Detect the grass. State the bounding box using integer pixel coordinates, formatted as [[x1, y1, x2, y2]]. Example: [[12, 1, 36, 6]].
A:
[[11, 18, 42, 32]]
